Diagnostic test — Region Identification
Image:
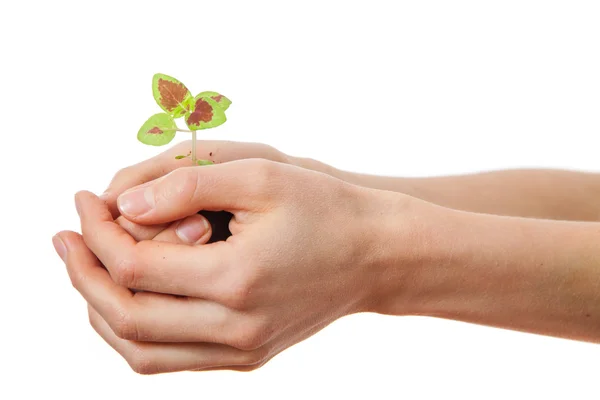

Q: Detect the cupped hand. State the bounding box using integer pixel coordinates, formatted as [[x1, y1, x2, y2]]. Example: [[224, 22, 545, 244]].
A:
[[54, 159, 420, 374], [101, 139, 335, 244]]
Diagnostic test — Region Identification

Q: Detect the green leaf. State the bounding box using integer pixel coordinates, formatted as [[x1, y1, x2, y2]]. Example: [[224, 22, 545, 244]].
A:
[[137, 113, 177, 146], [185, 95, 227, 131], [152, 73, 194, 118], [175, 155, 187, 159], [197, 159, 214, 166], [196, 91, 232, 111]]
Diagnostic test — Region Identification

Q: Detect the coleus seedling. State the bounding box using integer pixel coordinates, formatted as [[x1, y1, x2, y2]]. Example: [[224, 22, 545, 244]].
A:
[[138, 73, 231, 164]]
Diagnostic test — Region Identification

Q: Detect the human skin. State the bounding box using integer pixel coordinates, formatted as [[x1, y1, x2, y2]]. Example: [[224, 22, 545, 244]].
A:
[[108, 140, 600, 243], [53, 158, 600, 374], [111, 140, 600, 244], [103, 140, 600, 223]]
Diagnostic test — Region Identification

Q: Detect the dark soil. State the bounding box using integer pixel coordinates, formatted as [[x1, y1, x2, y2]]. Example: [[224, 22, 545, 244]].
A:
[[198, 210, 233, 243]]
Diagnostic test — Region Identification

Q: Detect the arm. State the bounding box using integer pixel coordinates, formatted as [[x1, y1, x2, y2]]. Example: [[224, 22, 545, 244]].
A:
[[102, 140, 600, 222], [55, 160, 600, 375], [298, 156, 600, 221], [370, 189, 600, 343]]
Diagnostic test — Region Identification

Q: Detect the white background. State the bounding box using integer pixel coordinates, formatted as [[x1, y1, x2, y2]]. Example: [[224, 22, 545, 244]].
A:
[[1, 1, 599, 399]]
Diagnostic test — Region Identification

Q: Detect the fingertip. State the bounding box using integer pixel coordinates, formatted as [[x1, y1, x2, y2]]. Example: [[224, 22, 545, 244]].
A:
[[53, 230, 84, 260], [75, 190, 102, 211], [75, 190, 98, 199], [57, 230, 83, 246], [52, 234, 67, 261], [76, 190, 117, 226], [175, 214, 212, 244], [117, 186, 154, 220]]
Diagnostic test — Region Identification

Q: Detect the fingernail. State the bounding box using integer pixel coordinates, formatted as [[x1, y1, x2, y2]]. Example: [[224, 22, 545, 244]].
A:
[[99, 192, 110, 201], [52, 235, 67, 261], [118, 187, 153, 217], [176, 216, 210, 244]]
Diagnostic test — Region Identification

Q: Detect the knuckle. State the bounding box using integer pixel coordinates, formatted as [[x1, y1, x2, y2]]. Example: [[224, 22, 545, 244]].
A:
[[127, 346, 158, 375], [110, 306, 138, 341], [222, 287, 249, 311], [232, 334, 263, 352], [242, 159, 281, 196], [231, 319, 271, 351], [221, 270, 259, 310], [251, 159, 277, 182], [112, 254, 138, 289], [68, 267, 87, 291], [159, 167, 200, 207]]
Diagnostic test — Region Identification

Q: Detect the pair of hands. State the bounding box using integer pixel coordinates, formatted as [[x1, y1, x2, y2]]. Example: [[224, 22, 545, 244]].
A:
[[53, 140, 427, 374]]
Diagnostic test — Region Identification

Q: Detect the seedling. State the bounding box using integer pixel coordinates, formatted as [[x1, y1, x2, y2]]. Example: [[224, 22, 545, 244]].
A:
[[137, 73, 234, 243], [137, 73, 231, 164]]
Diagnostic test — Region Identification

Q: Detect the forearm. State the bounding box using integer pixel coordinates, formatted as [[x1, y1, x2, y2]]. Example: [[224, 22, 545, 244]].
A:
[[295, 156, 600, 221], [374, 196, 600, 343], [392, 169, 600, 221]]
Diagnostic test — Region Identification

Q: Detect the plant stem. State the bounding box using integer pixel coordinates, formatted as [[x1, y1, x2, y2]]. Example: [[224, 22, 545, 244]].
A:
[[176, 128, 193, 133], [192, 131, 197, 163]]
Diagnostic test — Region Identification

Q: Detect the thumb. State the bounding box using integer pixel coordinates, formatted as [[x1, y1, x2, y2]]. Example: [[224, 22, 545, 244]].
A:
[[117, 160, 275, 225]]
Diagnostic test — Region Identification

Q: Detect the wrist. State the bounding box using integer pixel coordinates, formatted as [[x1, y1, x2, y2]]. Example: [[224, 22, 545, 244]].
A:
[[358, 188, 462, 316]]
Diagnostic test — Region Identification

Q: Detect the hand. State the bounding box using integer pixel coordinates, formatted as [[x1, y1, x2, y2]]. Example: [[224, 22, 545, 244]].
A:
[[102, 139, 294, 245], [100, 140, 341, 218], [54, 159, 428, 374], [101, 140, 340, 244]]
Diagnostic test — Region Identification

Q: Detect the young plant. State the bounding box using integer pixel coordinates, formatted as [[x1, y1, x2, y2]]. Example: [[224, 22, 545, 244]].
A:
[[137, 73, 234, 243], [137, 73, 232, 164]]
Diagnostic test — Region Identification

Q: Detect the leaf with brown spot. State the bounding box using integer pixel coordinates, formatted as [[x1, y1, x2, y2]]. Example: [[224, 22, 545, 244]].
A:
[[196, 91, 232, 111], [137, 113, 177, 146], [152, 73, 194, 118], [147, 127, 163, 134], [185, 95, 227, 131]]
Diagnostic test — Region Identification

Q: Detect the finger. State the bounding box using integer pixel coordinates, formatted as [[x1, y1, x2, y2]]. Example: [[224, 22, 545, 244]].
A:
[[115, 217, 169, 241], [76, 190, 232, 297], [57, 230, 246, 343], [116, 214, 212, 244], [101, 141, 196, 217], [155, 214, 212, 244], [88, 306, 267, 375], [58, 230, 137, 327], [101, 140, 288, 218], [117, 159, 281, 225]]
